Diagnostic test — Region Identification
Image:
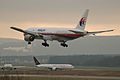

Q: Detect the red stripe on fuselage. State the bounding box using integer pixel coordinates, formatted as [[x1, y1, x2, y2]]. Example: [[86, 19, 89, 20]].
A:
[[38, 33, 84, 38]]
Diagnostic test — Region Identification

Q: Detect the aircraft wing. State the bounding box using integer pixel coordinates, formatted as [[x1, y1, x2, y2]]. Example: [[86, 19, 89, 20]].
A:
[[88, 29, 114, 35], [10, 27, 43, 37]]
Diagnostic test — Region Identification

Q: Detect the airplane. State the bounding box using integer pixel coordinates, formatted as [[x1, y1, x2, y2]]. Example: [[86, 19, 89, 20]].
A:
[[33, 56, 74, 71], [10, 9, 114, 47], [1, 64, 16, 70], [0, 64, 28, 70]]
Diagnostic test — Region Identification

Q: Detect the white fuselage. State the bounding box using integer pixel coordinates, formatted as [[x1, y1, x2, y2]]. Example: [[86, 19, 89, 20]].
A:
[[26, 28, 87, 42], [36, 64, 74, 70]]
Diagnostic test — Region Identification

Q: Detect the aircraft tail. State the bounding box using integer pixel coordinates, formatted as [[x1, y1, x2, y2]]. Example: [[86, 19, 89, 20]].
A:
[[76, 9, 89, 30], [33, 56, 40, 65]]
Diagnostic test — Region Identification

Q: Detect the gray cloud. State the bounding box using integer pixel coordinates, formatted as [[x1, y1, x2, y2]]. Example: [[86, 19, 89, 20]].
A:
[[3, 45, 32, 53]]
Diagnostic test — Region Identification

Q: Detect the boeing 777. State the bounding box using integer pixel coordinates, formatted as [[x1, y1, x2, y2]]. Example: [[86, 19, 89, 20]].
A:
[[33, 56, 74, 71], [10, 9, 114, 47]]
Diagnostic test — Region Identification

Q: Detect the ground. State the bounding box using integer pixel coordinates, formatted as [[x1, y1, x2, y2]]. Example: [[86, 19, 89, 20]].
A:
[[1, 68, 120, 80]]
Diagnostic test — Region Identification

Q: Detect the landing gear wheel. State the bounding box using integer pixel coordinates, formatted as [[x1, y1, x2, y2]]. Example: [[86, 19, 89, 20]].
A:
[[61, 43, 68, 47], [42, 40, 49, 47], [28, 42, 31, 44], [42, 43, 49, 47]]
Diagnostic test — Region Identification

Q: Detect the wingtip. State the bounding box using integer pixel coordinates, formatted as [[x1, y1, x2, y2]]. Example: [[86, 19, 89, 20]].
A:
[[10, 27, 13, 29], [110, 29, 115, 31], [112, 29, 115, 31], [10, 26, 15, 29]]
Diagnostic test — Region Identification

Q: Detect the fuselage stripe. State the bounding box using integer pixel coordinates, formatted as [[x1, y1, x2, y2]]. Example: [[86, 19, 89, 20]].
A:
[[38, 33, 84, 39]]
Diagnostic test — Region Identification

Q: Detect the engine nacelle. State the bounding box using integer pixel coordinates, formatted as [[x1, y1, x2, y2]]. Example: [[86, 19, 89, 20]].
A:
[[52, 67, 57, 71], [24, 35, 35, 42]]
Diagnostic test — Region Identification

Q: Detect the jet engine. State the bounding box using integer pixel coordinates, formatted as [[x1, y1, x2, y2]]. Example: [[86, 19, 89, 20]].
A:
[[24, 34, 35, 42]]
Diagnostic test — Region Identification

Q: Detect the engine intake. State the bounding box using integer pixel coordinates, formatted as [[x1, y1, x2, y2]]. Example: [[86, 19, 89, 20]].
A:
[[24, 35, 35, 42]]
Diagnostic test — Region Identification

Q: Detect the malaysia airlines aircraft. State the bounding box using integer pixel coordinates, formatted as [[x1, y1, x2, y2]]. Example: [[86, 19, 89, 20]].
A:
[[33, 56, 74, 71], [10, 9, 114, 47]]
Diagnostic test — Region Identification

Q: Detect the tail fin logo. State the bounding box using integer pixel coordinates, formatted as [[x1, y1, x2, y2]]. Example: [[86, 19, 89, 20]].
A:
[[79, 17, 86, 26], [33, 57, 40, 65], [35, 60, 39, 65]]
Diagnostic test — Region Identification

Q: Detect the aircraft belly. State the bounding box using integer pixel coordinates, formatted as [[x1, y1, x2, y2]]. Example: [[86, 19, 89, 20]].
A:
[[54, 35, 79, 41], [35, 33, 83, 41], [55, 36, 73, 41]]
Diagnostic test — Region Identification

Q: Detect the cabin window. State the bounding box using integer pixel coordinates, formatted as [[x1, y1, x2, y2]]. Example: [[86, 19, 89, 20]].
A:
[[38, 29, 45, 31]]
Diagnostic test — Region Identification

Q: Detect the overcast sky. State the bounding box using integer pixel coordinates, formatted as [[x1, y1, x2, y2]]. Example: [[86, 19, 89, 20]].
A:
[[0, 0, 120, 39]]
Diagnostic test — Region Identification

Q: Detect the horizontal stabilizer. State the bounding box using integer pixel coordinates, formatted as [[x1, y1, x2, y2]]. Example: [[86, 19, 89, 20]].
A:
[[88, 29, 114, 35]]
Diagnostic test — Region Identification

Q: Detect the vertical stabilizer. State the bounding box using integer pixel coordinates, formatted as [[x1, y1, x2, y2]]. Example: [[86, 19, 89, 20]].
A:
[[33, 56, 40, 65], [76, 9, 89, 30]]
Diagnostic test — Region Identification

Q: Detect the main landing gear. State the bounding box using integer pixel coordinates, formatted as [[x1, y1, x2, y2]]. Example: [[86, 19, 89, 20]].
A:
[[60, 42, 68, 47], [27, 41, 68, 47], [42, 40, 49, 47]]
